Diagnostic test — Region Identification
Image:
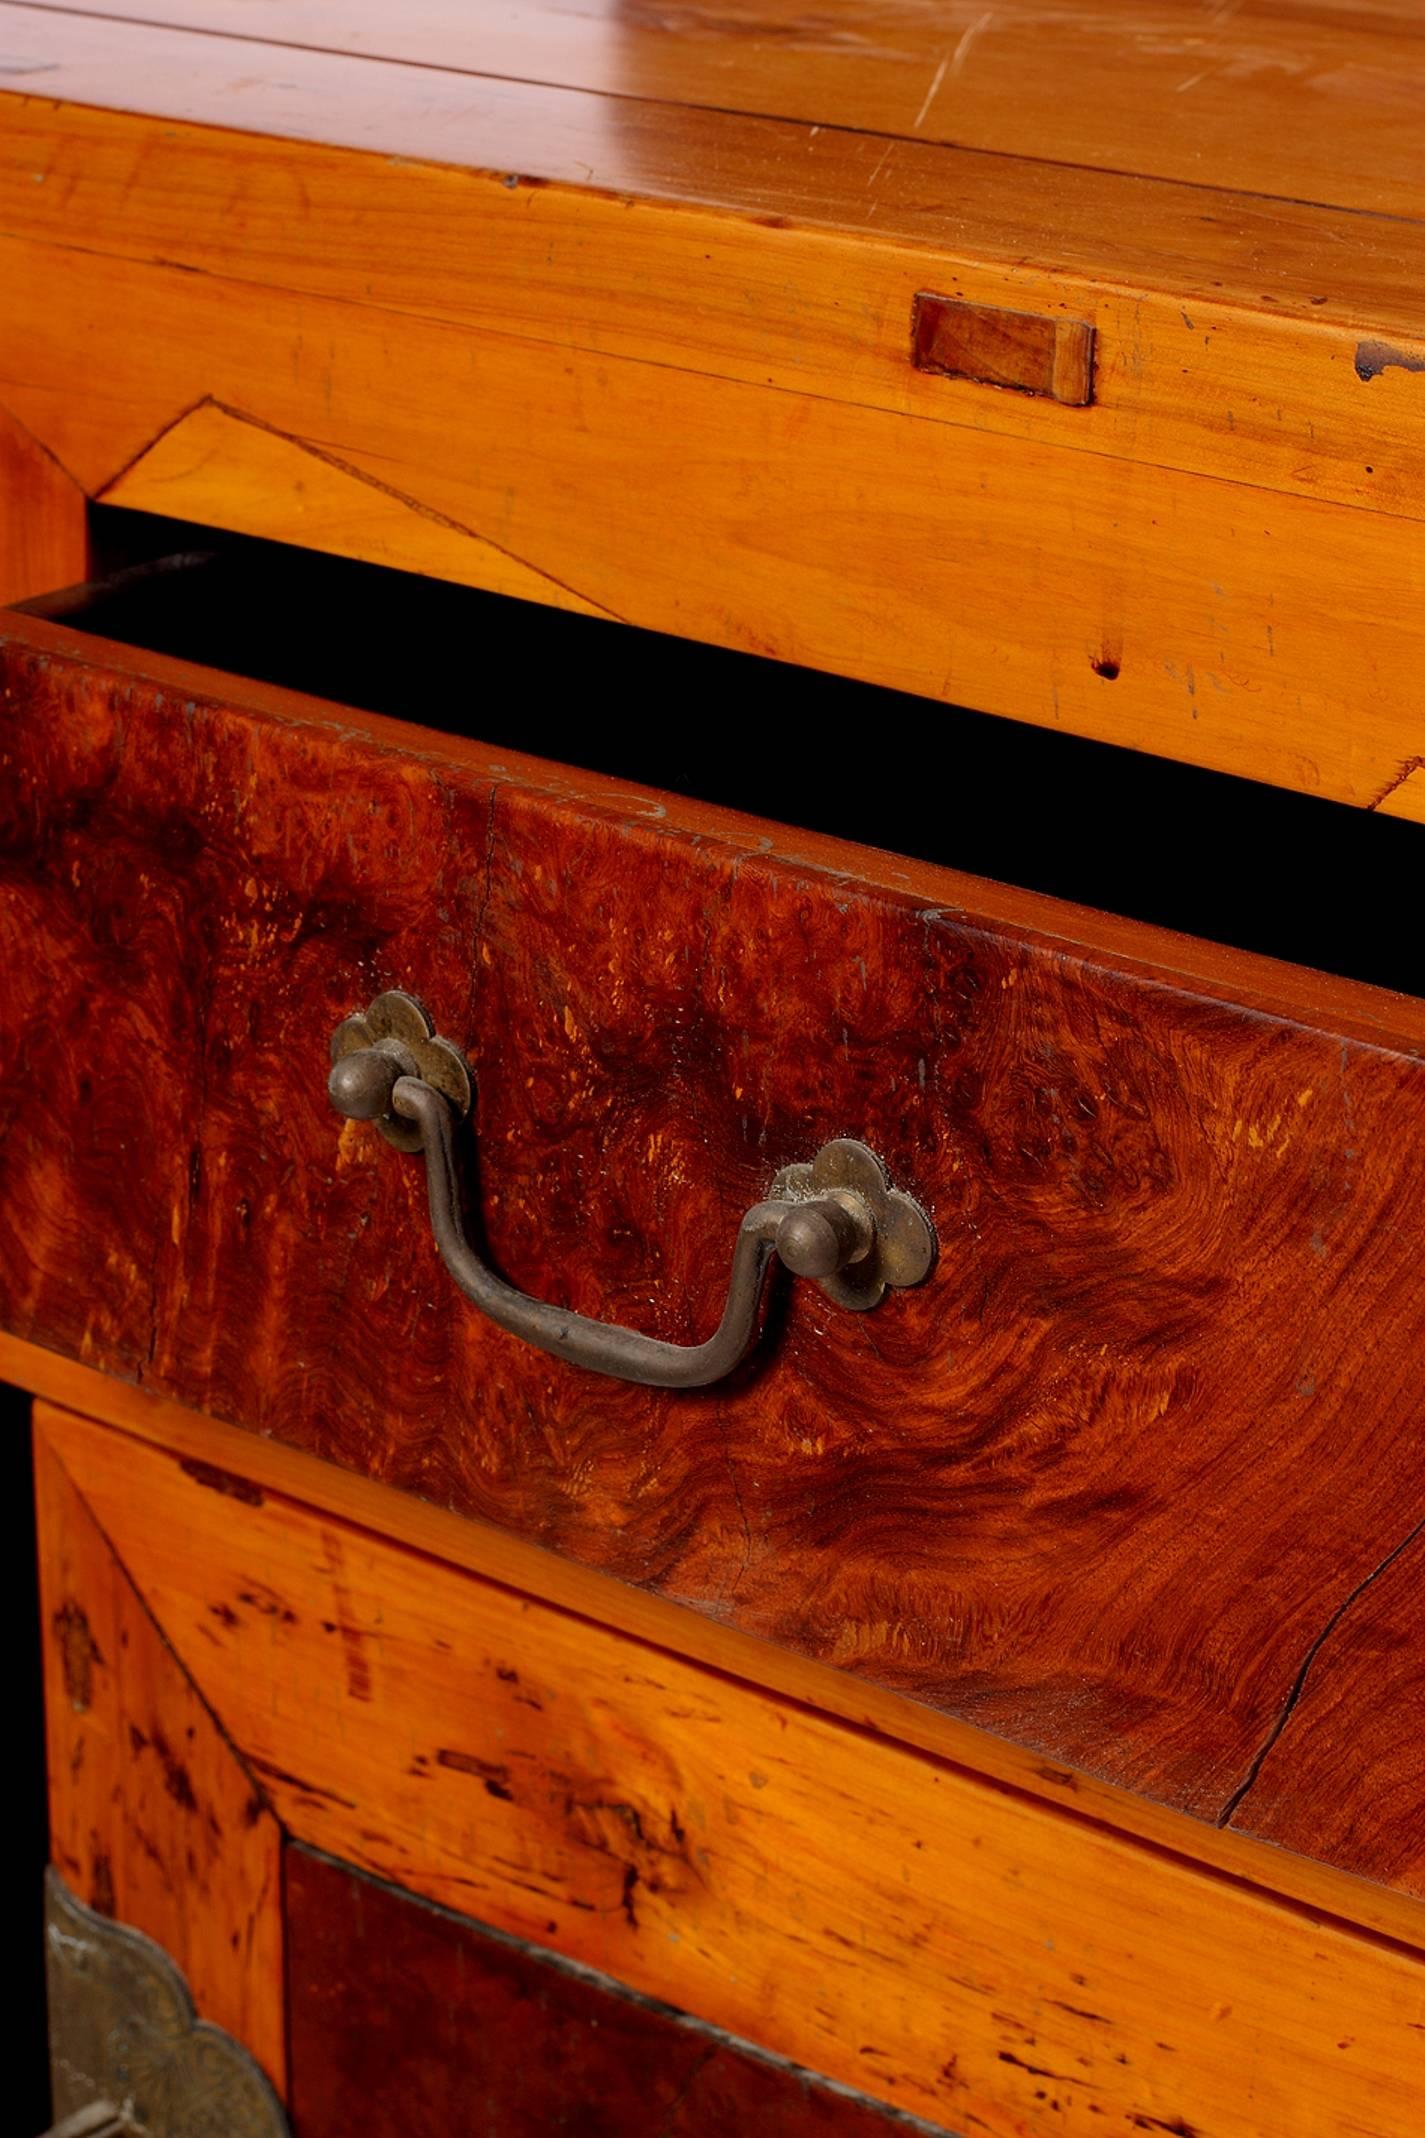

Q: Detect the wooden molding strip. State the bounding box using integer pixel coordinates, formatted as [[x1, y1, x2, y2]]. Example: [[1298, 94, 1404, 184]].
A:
[[9, 1331, 1425, 1957]]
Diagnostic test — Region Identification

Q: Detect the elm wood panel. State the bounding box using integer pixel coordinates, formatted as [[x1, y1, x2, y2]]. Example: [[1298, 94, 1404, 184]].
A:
[[285, 1849, 931, 2138], [8, 52, 1425, 539], [31, 1417, 286, 2092], [9, 240, 1425, 817], [0, 400, 87, 606], [14, 1337, 1425, 1956], [38, 1399, 1425, 2138], [8, 622, 1425, 1870], [16, 0, 1425, 217]]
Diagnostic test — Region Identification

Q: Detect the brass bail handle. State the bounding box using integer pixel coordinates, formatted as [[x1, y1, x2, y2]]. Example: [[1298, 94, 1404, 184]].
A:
[[328, 991, 936, 1390]]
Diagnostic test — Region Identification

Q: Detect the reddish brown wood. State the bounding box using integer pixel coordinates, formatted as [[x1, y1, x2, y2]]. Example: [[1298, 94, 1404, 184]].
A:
[[5, 610, 1425, 1887], [911, 296, 1094, 406], [284, 1844, 937, 2136]]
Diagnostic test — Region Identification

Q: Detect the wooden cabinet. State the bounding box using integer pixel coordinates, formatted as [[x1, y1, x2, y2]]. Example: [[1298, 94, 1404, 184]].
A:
[[4, 3, 1425, 2131]]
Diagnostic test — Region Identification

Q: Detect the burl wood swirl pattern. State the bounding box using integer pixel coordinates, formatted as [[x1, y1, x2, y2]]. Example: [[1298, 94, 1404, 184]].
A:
[[4, 614, 1425, 1889]]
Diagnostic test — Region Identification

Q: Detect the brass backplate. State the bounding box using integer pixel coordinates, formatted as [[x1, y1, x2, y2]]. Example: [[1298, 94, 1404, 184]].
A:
[[45, 1872, 289, 2137]]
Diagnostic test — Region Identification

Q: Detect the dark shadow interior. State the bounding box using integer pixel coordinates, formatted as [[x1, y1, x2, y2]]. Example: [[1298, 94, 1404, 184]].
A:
[[12, 503, 1422, 1002]]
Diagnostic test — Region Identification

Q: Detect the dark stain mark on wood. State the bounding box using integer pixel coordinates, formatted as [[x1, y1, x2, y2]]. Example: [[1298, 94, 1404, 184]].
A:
[[236, 1584, 298, 1625], [1127, 2116, 1200, 2136], [89, 1848, 116, 1918], [151, 1726, 199, 1812], [435, 1749, 515, 1800], [1091, 654, 1121, 679], [998, 2050, 1081, 2084], [912, 292, 1095, 405], [178, 1455, 265, 1505], [1354, 339, 1425, 382], [54, 1600, 102, 1710]]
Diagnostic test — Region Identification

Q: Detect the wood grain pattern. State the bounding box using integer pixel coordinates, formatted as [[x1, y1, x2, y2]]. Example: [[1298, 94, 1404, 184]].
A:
[[5, 30, 1425, 530], [32, 1416, 286, 2093], [12, 1331, 1425, 1955], [286, 1848, 931, 2137], [37, 1399, 1425, 2138], [5, 14, 1425, 811], [15, 0, 1425, 217], [0, 400, 87, 607], [5, 216, 1425, 812], [7, 615, 1425, 1881], [912, 297, 1094, 407]]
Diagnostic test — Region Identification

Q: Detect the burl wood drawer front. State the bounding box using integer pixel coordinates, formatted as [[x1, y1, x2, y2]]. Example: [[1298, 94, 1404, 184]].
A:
[[6, 607, 1425, 1896]]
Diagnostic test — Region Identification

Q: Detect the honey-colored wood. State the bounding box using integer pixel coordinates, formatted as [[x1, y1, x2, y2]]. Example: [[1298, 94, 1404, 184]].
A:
[[35, 1398, 1425, 2138], [16, 0, 1425, 216], [4, 218, 1425, 810], [0, 400, 87, 606], [5, 27, 1425, 527], [10, 1328, 1425, 1957], [3, 11, 1425, 808], [32, 1418, 286, 2093]]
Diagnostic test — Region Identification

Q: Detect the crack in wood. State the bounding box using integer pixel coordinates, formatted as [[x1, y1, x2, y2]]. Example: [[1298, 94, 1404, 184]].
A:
[[1217, 1506, 1425, 1828]]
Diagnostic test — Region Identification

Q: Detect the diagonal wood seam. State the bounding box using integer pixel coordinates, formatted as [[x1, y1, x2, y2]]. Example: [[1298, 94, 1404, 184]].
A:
[[0, 387, 86, 490], [92, 392, 628, 623], [291, 1841, 957, 2138], [8, 208, 1425, 533], [40, 1423, 282, 1831]]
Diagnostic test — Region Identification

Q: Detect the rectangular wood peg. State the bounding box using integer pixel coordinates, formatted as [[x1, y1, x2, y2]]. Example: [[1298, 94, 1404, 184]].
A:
[[911, 293, 1096, 406]]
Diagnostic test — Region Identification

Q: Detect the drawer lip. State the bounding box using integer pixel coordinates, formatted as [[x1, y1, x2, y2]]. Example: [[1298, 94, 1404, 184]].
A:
[[7, 602, 1425, 1063]]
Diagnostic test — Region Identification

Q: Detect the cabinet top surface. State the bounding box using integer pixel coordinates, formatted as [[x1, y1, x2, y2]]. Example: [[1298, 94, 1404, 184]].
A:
[[3, 0, 1425, 321]]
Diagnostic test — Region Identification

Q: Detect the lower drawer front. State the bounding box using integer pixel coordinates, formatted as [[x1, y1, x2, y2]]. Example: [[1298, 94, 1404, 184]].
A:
[[36, 1398, 1425, 2138], [4, 604, 1425, 1894]]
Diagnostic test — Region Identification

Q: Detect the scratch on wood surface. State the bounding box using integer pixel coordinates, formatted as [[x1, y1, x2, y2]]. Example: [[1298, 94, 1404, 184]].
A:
[[911, 54, 949, 128], [949, 9, 995, 79]]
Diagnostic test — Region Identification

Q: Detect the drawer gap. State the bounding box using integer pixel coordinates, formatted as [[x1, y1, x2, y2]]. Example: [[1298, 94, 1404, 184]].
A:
[[12, 504, 1422, 1002]]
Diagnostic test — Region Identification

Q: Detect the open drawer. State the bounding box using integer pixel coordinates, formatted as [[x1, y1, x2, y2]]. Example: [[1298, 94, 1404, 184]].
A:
[[4, 532, 1425, 1899]]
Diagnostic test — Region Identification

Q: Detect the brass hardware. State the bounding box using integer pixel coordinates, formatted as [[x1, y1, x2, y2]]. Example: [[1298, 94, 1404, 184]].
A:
[[329, 991, 935, 1389], [43, 1871, 289, 2137], [329, 988, 472, 1153]]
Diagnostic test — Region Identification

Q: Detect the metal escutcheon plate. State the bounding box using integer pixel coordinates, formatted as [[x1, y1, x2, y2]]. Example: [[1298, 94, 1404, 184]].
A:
[[329, 988, 472, 1151], [771, 1138, 936, 1310]]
